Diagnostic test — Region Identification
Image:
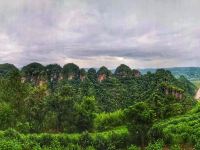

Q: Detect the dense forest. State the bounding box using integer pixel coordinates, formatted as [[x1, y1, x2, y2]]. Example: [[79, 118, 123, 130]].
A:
[[0, 62, 198, 149]]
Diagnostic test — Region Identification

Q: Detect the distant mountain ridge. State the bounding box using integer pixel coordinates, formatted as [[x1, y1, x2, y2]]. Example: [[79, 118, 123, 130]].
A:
[[140, 67, 200, 81], [1, 63, 200, 81]]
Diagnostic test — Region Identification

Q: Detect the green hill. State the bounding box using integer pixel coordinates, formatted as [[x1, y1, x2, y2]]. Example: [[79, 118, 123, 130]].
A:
[[150, 103, 200, 148], [140, 67, 200, 81]]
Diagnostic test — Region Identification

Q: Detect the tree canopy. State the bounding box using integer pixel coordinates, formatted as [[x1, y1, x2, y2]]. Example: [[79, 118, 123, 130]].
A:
[[62, 63, 80, 80], [115, 64, 132, 78]]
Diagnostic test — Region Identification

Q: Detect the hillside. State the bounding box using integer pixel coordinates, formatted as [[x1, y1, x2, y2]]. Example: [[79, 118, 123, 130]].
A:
[[150, 103, 200, 149], [140, 67, 200, 81], [0, 62, 198, 149]]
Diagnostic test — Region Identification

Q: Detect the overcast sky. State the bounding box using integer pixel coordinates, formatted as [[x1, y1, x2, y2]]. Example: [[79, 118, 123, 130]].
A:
[[0, 0, 200, 69]]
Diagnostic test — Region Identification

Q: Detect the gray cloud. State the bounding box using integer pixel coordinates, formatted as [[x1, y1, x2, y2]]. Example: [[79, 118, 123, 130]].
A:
[[0, 0, 200, 68]]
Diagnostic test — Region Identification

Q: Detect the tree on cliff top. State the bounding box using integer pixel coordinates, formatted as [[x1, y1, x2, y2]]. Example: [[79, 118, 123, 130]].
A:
[[63, 63, 79, 80], [97, 66, 111, 77], [21, 62, 45, 76], [115, 64, 132, 78]]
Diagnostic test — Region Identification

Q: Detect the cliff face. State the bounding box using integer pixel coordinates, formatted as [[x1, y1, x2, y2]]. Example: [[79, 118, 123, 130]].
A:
[[98, 74, 106, 82], [22, 74, 47, 86], [161, 83, 184, 99], [80, 75, 86, 81], [133, 69, 141, 78], [195, 88, 200, 100]]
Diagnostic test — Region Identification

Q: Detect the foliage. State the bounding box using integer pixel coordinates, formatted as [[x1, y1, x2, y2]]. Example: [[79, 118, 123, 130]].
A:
[[97, 66, 111, 77], [62, 63, 79, 80], [0, 63, 198, 149], [0, 63, 18, 77], [0, 102, 14, 130], [21, 63, 45, 85], [145, 140, 164, 150], [45, 64, 62, 90], [87, 68, 97, 83], [0, 139, 22, 150], [0, 127, 128, 150], [127, 145, 140, 150], [125, 102, 155, 147], [94, 110, 125, 131], [75, 96, 97, 132], [115, 64, 132, 78], [149, 103, 200, 146]]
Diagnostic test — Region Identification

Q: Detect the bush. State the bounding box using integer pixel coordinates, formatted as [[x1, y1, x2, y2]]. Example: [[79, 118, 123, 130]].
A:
[[170, 144, 181, 150], [0, 139, 22, 150], [0, 103, 14, 130], [195, 141, 200, 150], [86, 146, 96, 150], [146, 140, 164, 150], [3, 128, 21, 140], [94, 110, 125, 131], [79, 131, 93, 148], [16, 122, 31, 133], [127, 145, 140, 150], [0, 127, 129, 150], [37, 134, 54, 146]]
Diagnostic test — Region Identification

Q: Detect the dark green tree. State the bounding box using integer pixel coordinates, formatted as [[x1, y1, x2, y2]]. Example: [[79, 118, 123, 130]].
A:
[[125, 102, 155, 149], [97, 66, 111, 82], [24, 85, 47, 132], [80, 68, 87, 81], [115, 64, 132, 78], [0, 71, 30, 121], [75, 96, 97, 132], [47, 84, 78, 132], [21, 62, 45, 85], [45, 64, 62, 90], [63, 63, 79, 80], [87, 68, 97, 82], [0, 63, 18, 77]]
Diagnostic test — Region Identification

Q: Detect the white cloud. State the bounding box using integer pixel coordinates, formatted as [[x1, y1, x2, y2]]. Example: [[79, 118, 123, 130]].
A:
[[0, 0, 200, 68]]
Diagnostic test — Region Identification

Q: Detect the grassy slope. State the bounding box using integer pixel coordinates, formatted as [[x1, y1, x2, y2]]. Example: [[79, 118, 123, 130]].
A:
[[192, 80, 200, 88], [150, 103, 200, 145]]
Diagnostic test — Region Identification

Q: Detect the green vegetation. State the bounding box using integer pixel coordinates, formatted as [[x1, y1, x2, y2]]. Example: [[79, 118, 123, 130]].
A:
[[149, 103, 200, 146], [0, 63, 198, 149], [140, 67, 200, 81], [192, 80, 200, 88]]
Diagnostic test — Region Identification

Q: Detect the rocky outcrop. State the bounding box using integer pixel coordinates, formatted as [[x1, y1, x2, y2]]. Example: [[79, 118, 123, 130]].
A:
[[80, 75, 86, 81], [98, 74, 106, 82], [161, 83, 184, 99], [97, 66, 111, 82], [133, 69, 141, 78], [195, 88, 200, 100]]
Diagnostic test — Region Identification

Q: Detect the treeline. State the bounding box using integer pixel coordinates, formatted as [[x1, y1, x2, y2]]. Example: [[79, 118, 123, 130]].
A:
[[0, 62, 197, 149]]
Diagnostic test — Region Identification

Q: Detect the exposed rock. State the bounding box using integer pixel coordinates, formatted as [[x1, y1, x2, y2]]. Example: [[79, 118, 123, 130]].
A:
[[58, 75, 63, 81], [161, 83, 184, 99], [80, 75, 86, 81], [98, 74, 106, 82], [133, 69, 141, 77]]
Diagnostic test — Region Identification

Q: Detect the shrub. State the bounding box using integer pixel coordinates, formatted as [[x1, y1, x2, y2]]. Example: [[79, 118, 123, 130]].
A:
[[0, 139, 22, 150], [94, 110, 125, 131], [86, 146, 96, 150], [3, 128, 21, 140], [195, 141, 200, 150], [170, 144, 181, 150], [93, 135, 108, 150], [127, 145, 140, 150], [146, 140, 164, 150], [79, 131, 93, 148], [65, 144, 81, 150], [37, 134, 54, 146]]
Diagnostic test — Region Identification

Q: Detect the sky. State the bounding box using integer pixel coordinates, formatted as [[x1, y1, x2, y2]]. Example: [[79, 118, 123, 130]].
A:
[[0, 0, 200, 69]]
